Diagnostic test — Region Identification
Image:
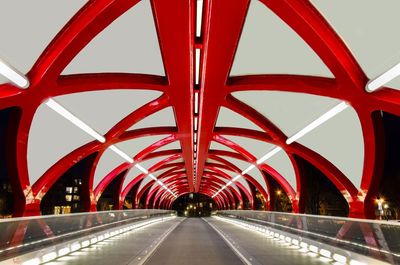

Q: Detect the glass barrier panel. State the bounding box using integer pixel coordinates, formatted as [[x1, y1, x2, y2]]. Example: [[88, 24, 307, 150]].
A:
[[217, 210, 400, 264], [0, 209, 174, 261]]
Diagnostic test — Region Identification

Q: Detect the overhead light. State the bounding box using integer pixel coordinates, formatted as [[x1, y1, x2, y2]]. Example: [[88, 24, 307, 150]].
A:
[[226, 181, 233, 186], [194, 116, 198, 131], [195, 48, 201, 85], [0, 58, 29, 88], [286, 101, 348, 145], [147, 173, 176, 197], [109, 145, 133, 163], [45, 98, 106, 143], [241, 164, 256, 175], [256, 147, 282, 164], [194, 92, 199, 114], [366, 62, 400, 92], [232, 175, 241, 182], [194, 132, 198, 143], [135, 163, 149, 174], [149, 174, 157, 180], [196, 0, 204, 37]]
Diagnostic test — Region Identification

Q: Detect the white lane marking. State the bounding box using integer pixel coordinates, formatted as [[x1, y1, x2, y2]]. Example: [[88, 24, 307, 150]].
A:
[[133, 218, 184, 265], [203, 218, 253, 265]]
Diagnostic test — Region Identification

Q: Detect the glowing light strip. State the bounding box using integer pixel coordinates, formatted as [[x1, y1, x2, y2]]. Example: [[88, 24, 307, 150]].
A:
[[44, 99, 175, 198], [0, 58, 29, 88], [21, 216, 176, 265], [194, 92, 199, 114], [109, 145, 133, 163], [195, 48, 201, 85], [194, 116, 198, 131], [213, 174, 240, 198], [149, 174, 157, 181], [135, 163, 149, 174], [232, 175, 241, 182], [241, 164, 255, 175], [213, 101, 350, 197], [366, 62, 400, 92], [215, 216, 377, 265], [196, 0, 204, 37], [149, 173, 176, 197], [256, 147, 282, 165], [286, 101, 348, 144], [45, 98, 106, 143]]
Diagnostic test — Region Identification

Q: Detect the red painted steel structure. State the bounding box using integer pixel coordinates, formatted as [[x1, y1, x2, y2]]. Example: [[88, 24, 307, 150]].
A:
[[0, 0, 398, 218]]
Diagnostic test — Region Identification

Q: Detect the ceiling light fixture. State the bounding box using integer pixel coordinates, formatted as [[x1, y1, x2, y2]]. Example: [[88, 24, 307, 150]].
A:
[[366, 62, 400, 92], [232, 175, 242, 182], [241, 164, 256, 175], [286, 101, 348, 144], [149, 174, 157, 181], [196, 0, 204, 37], [135, 163, 149, 174], [0, 58, 29, 88], [212, 101, 350, 198], [109, 145, 134, 163], [45, 98, 106, 143], [195, 48, 201, 85], [194, 92, 199, 114], [45, 98, 175, 198], [256, 147, 282, 165], [194, 116, 198, 131]]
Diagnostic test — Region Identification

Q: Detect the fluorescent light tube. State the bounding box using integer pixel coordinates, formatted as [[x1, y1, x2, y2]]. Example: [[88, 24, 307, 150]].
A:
[[109, 145, 133, 163], [58, 247, 70, 256], [194, 116, 198, 131], [241, 164, 256, 175], [45, 98, 106, 143], [333, 254, 347, 263], [256, 147, 282, 164], [232, 175, 242, 182], [194, 92, 199, 114], [149, 174, 157, 180], [286, 101, 348, 144], [195, 49, 201, 85], [135, 163, 149, 174], [366, 62, 400, 92], [0, 58, 29, 88], [196, 0, 204, 37]]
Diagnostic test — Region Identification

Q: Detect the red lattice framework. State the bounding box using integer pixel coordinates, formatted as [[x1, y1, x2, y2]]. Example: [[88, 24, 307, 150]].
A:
[[1, 0, 399, 218]]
